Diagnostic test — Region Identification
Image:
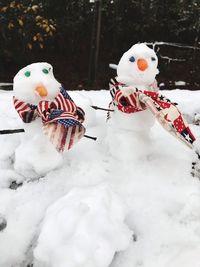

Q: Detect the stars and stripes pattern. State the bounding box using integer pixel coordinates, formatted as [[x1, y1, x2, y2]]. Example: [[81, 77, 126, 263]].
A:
[[13, 98, 37, 123], [13, 87, 85, 152], [109, 78, 159, 114], [109, 77, 196, 149]]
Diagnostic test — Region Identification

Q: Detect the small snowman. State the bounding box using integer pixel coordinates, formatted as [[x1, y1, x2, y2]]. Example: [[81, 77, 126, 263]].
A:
[[107, 43, 159, 160], [13, 62, 85, 179]]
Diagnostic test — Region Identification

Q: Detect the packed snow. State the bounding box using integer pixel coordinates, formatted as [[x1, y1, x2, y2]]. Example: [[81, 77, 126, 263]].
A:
[[1, 44, 200, 267], [0, 87, 200, 267], [34, 184, 132, 267]]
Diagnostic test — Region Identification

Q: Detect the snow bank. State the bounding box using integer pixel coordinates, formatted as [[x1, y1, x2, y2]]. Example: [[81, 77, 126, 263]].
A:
[[14, 131, 63, 179], [162, 90, 200, 123], [34, 184, 132, 267], [0, 89, 200, 267]]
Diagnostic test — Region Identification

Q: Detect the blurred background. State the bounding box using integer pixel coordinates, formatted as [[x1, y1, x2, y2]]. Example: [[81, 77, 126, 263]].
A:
[[0, 0, 200, 90]]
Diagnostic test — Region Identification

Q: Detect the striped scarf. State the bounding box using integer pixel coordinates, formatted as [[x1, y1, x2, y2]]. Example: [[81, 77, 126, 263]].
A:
[[109, 77, 196, 149], [13, 87, 85, 152]]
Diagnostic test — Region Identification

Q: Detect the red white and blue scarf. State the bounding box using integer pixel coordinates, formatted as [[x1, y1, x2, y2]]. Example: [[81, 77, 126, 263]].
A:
[[109, 77, 196, 149], [13, 87, 85, 152]]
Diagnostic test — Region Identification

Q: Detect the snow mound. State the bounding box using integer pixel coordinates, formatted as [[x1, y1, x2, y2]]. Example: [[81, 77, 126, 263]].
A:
[[14, 131, 63, 179], [71, 92, 96, 127], [34, 184, 132, 267], [162, 90, 200, 124], [106, 111, 154, 161]]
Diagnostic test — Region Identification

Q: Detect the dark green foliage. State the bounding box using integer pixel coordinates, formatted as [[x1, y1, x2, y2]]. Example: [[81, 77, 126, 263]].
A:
[[0, 0, 199, 89]]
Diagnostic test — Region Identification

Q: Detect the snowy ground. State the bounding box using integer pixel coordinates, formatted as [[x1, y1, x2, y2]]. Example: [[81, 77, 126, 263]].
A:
[[0, 89, 200, 267]]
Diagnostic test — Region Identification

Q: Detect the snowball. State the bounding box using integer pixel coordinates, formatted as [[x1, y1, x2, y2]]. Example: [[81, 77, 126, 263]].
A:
[[117, 43, 159, 87], [34, 184, 132, 267], [13, 62, 61, 105]]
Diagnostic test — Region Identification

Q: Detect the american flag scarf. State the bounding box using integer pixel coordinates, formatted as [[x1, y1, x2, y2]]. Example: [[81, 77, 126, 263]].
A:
[[13, 87, 86, 152], [109, 77, 196, 149]]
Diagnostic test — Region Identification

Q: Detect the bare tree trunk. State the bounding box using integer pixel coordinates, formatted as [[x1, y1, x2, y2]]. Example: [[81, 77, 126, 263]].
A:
[[88, 0, 102, 88]]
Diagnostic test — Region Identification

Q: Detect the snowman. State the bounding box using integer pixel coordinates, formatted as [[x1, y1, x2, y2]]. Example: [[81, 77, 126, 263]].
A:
[[107, 43, 196, 168], [107, 43, 160, 160], [13, 62, 85, 179]]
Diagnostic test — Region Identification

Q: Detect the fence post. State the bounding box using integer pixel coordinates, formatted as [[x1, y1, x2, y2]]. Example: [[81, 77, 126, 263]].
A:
[[88, 0, 102, 89]]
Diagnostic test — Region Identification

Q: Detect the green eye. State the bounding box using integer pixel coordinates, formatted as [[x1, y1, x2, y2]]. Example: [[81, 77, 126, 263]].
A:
[[24, 71, 31, 77], [42, 68, 49, 74]]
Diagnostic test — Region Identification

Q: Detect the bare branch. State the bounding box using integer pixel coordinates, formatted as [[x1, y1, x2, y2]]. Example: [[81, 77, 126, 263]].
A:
[[146, 41, 200, 50], [159, 55, 186, 63]]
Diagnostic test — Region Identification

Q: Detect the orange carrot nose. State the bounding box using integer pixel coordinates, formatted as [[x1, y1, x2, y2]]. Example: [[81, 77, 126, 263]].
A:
[[137, 58, 148, 71], [35, 85, 48, 97]]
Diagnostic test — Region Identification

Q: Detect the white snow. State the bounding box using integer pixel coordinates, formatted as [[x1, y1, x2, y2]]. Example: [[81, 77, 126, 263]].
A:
[[117, 43, 159, 87], [175, 81, 186, 86], [0, 88, 200, 267], [0, 83, 13, 86], [34, 184, 132, 267], [161, 89, 200, 124], [72, 92, 96, 127], [109, 64, 118, 70]]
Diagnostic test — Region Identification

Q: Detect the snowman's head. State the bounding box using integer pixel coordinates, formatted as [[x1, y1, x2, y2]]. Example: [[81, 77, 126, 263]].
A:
[[13, 62, 61, 104], [117, 43, 159, 87]]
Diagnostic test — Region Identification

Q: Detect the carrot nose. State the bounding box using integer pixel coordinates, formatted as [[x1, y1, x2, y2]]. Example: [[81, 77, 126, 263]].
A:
[[35, 85, 48, 97], [137, 58, 148, 71]]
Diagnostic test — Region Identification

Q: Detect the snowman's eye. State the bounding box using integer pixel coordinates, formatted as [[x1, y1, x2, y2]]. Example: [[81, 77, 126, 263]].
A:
[[42, 68, 49, 74], [151, 57, 156, 61], [24, 71, 31, 77], [129, 56, 135, 63]]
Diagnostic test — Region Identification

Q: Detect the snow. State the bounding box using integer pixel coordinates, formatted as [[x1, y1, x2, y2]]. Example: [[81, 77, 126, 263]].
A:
[[175, 81, 186, 86], [0, 215, 7, 231], [13, 63, 61, 104], [161, 89, 200, 124], [109, 64, 118, 70], [0, 89, 200, 267], [34, 184, 132, 267], [0, 83, 13, 86], [117, 43, 159, 87]]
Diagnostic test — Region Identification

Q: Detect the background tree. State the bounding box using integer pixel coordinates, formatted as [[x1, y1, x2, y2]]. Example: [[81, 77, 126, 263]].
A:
[[0, 0, 199, 89]]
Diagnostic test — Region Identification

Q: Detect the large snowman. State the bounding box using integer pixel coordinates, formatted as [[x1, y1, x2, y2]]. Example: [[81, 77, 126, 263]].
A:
[[13, 62, 85, 179], [107, 43, 159, 160]]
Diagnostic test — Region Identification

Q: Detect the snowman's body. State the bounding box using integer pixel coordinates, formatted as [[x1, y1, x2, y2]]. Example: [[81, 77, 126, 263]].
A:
[[13, 63, 64, 178], [107, 44, 159, 160]]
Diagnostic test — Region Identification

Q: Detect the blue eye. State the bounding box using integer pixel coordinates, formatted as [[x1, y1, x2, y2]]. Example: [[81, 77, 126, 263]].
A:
[[129, 56, 135, 63], [151, 57, 156, 61]]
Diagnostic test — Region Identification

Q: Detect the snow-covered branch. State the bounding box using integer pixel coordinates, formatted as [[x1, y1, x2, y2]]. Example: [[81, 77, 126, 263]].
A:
[[146, 41, 200, 50], [159, 55, 186, 63], [109, 63, 118, 70]]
